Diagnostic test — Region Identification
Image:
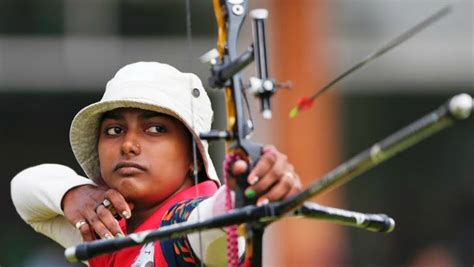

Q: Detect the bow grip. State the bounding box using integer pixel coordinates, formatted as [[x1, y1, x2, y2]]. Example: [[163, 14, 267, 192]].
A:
[[228, 140, 263, 208]]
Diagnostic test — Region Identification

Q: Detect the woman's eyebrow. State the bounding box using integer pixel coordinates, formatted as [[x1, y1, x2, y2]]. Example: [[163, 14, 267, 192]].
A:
[[101, 110, 167, 121], [102, 112, 124, 121], [138, 111, 166, 120]]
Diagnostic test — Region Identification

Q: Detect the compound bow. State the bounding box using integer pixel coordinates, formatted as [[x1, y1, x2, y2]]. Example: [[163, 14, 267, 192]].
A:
[[64, 1, 473, 266]]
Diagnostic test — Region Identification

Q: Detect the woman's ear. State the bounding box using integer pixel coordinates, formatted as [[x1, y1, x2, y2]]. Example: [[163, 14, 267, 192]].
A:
[[188, 164, 196, 178], [187, 161, 203, 178]]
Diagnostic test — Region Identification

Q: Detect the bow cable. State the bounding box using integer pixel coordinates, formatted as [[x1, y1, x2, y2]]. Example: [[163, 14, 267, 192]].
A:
[[184, 0, 205, 265]]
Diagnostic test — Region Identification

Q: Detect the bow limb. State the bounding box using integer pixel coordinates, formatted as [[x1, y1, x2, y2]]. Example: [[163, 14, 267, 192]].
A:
[[213, 0, 227, 58]]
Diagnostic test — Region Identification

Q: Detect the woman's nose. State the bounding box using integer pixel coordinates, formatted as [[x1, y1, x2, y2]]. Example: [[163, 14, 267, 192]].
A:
[[121, 135, 141, 157]]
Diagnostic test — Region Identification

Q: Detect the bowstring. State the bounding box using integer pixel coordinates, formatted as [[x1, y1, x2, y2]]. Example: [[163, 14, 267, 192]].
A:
[[185, 0, 205, 266]]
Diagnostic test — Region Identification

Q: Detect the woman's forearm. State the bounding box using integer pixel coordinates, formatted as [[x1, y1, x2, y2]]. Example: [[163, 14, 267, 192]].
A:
[[11, 163, 95, 247]]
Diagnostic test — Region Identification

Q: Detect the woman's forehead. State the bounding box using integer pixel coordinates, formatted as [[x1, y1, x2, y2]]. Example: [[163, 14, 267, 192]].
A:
[[103, 108, 170, 120]]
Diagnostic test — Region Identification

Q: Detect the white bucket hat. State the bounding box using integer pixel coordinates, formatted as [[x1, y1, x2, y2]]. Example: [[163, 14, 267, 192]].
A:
[[69, 61, 219, 184]]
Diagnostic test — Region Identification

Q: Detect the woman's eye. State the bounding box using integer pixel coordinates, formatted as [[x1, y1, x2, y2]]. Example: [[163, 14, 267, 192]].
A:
[[147, 125, 166, 134], [106, 126, 123, 135]]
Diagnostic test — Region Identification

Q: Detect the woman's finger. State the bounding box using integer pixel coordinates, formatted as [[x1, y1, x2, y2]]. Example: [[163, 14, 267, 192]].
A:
[[104, 189, 133, 220], [72, 217, 94, 242], [246, 148, 278, 185], [258, 171, 302, 203], [250, 155, 290, 196], [258, 172, 294, 202], [230, 160, 249, 177], [82, 207, 114, 240], [95, 204, 124, 237]]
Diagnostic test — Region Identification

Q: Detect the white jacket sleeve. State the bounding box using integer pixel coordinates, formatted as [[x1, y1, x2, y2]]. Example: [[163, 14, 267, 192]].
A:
[[11, 163, 96, 248], [187, 185, 245, 265]]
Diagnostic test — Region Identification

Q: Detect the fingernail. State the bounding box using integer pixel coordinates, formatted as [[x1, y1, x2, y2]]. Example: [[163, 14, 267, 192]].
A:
[[122, 211, 131, 219], [115, 232, 124, 238], [257, 197, 269, 206], [248, 176, 259, 186], [244, 188, 256, 199], [263, 148, 276, 160], [104, 233, 113, 240]]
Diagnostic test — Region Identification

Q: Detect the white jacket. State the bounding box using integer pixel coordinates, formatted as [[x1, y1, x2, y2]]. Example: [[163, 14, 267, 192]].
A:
[[10, 163, 243, 265]]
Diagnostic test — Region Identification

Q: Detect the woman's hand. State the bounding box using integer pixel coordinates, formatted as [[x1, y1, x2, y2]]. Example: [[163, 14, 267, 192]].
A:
[[232, 145, 302, 205], [62, 185, 133, 241]]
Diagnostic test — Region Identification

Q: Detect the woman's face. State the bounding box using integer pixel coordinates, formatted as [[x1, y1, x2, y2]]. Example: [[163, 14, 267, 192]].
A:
[[98, 108, 194, 208]]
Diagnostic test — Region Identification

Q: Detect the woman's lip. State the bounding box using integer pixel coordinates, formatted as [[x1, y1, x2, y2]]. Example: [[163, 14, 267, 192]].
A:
[[116, 166, 144, 176], [114, 162, 146, 172]]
